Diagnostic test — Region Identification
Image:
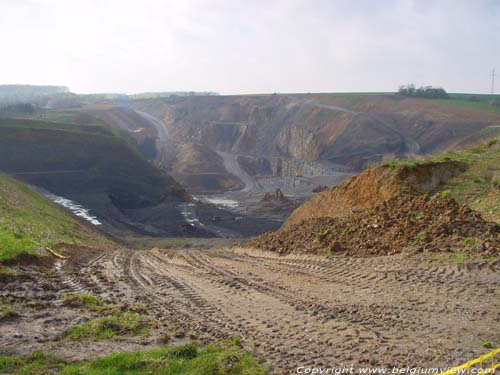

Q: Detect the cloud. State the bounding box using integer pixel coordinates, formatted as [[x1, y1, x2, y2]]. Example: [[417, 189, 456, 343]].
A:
[[0, 0, 498, 94]]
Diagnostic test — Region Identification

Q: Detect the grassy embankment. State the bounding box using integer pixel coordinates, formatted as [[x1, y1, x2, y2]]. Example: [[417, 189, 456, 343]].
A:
[[386, 138, 500, 223], [0, 172, 112, 264], [0, 339, 267, 375]]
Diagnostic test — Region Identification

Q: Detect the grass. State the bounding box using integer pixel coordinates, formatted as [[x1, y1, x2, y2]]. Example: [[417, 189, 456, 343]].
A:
[[451, 252, 474, 264], [0, 230, 39, 262], [482, 339, 493, 349], [63, 311, 155, 341], [0, 172, 109, 263], [0, 298, 19, 322], [62, 293, 113, 312], [463, 237, 476, 247], [0, 339, 268, 375], [314, 230, 330, 244], [385, 139, 500, 223], [432, 251, 499, 264], [414, 230, 427, 243], [493, 175, 500, 187], [385, 159, 421, 169], [433, 139, 500, 223]]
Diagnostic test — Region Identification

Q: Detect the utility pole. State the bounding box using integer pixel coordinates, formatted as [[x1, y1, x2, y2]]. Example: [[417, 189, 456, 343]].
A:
[[492, 68, 496, 95]]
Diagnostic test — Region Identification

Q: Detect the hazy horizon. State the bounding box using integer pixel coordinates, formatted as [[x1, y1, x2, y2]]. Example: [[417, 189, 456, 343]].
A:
[[1, 0, 499, 95]]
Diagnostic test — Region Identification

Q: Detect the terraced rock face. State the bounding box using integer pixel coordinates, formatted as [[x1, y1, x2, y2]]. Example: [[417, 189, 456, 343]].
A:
[[131, 94, 500, 180]]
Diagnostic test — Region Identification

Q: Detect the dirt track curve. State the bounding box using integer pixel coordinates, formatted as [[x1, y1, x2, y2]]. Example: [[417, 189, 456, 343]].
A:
[[56, 247, 500, 374]]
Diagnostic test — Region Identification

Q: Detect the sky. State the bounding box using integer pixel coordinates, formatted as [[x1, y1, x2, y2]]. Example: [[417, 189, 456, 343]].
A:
[[0, 0, 499, 94]]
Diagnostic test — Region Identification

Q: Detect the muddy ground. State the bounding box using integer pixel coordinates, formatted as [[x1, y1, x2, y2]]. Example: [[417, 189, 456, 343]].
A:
[[1, 246, 499, 374]]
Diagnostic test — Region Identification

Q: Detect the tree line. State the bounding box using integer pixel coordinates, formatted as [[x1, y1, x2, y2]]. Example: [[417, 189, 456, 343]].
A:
[[397, 84, 448, 99]]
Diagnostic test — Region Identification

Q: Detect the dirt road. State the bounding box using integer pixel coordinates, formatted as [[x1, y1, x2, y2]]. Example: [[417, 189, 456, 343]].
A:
[[48, 246, 500, 374], [133, 110, 170, 168], [217, 151, 263, 193]]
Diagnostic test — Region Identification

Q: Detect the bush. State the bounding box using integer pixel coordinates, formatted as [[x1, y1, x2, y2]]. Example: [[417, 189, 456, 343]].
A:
[[397, 84, 448, 99]]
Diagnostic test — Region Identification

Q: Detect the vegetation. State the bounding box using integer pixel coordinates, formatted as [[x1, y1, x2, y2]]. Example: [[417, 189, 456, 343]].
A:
[[0, 339, 267, 375], [62, 293, 113, 312], [385, 138, 500, 223], [0, 173, 108, 263], [432, 139, 500, 223], [0, 298, 18, 322], [482, 339, 493, 349], [432, 251, 498, 264], [463, 237, 476, 246], [63, 311, 155, 341], [414, 230, 428, 243], [398, 84, 448, 99]]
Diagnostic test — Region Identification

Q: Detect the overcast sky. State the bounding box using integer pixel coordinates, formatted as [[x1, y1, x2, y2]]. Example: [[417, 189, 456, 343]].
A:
[[1, 0, 499, 94]]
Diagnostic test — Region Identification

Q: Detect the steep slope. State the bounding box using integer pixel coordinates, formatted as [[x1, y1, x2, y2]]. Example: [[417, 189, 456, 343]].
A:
[[0, 118, 188, 236], [0, 172, 114, 263], [171, 143, 243, 192]]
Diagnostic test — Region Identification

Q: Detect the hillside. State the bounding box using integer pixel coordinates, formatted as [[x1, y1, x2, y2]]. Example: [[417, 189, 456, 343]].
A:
[[124, 93, 500, 195], [0, 118, 189, 236], [0, 173, 114, 263], [251, 139, 500, 256]]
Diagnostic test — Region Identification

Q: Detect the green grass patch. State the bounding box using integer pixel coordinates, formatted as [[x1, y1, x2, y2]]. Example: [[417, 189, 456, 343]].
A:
[[0, 298, 19, 322], [385, 159, 421, 169], [0, 230, 39, 262], [63, 311, 155, 341], [492, 175, 500, 188], [62, 293, 113, 312], [0, 339, 268, 375], [325, 250, 334, 259], [463, 237, 476, 247], [385, 138, 500, 223], [0, 265, 12, 275], [0, 352, 68, 375], [482, 339, 493, 349], [314, 229, 331, 244], [451, 252, 474, 264], [414, 212, 424, 221], [414, 230, 427, 243], [0, 172, 113, 263]]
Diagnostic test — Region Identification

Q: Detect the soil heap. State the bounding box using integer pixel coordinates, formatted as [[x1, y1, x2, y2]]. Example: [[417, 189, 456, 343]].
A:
[[250, 194, 499, 256]]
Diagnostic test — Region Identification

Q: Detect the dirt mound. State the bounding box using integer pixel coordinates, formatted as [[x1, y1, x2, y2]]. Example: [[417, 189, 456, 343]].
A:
[[250, 194, 499, 256], [284, 161, 465, 228], [260, 189, 289, 204]]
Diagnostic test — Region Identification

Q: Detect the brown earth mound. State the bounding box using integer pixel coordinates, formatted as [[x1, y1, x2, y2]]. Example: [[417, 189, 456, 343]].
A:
[[283, 161, 465, 228], [250, 194, 499, 257]]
